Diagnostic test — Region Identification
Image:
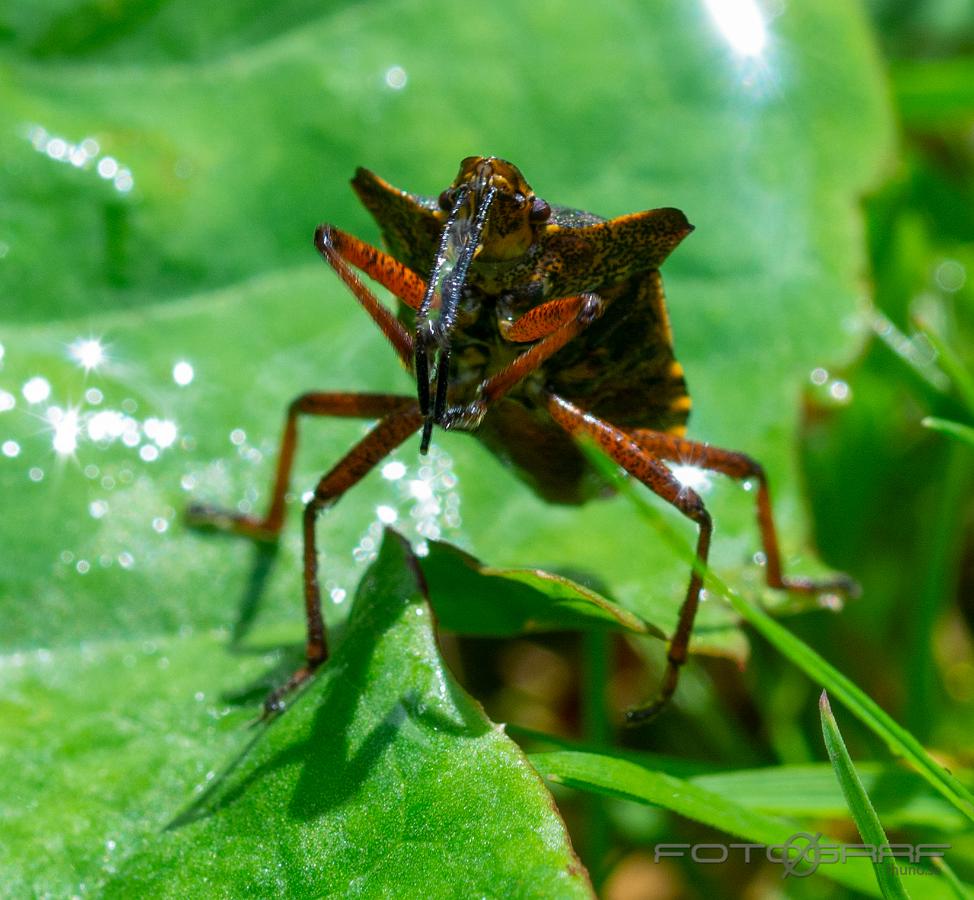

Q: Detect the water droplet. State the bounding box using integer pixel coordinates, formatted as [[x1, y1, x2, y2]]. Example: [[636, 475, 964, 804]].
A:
[[384, 65, 408, 90], [89, 500, 109, 519], [22, 377, 51, 404], [28, 467, 44, 482], [0, 390, 15, 412], [935, 259, 966, 293], [230, 428, 246, 446], [69, 337, 106, 372], [97, 157, 118, 179], [172, 361, 194, 386], [828, 380, 851, 403], [46, 137, 67, 160], [382, 460, 406, 480], [152, 517, 168, 533], [818, 592, 843, 611], [76, 559, 90, 574], [2, 440, 20, 458]]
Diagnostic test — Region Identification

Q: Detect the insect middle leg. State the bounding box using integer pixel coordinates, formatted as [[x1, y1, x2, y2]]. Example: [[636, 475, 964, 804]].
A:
[[544, 392, 713, 724], [187, 394, 422, 713], [265, 403, 424, 712], [626, 429, 857, 596], [187, 392, 417, 540]]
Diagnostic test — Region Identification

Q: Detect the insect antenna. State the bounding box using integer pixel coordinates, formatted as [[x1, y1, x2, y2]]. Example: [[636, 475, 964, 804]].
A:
[[415, 181, 497, 454]]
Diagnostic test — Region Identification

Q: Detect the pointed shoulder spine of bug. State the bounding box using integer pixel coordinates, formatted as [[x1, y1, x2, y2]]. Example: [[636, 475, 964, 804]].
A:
[[541, 207, 694, 297], [351, 167, 443, 274]]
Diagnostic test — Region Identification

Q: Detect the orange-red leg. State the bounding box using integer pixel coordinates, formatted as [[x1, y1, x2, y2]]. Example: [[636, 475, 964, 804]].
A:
[[544, 393, 712, 723], [187, 392, 416, 539], [502, 294, 594, 343], [626, 429, 857, 596], [263, 403, 423, 713], [314, 224, 428, 369], [187, 393, 421, 714], [439, 293, 605, 430]]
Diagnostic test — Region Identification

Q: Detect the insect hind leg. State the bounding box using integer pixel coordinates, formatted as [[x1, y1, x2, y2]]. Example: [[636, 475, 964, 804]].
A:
[[544, 391, 713, 724], [626, 429, 858, 597]]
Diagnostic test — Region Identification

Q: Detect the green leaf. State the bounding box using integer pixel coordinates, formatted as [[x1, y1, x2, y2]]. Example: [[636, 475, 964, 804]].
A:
[[421, 539, 662, 638], [820, 691, 910, 900], [891, 58, 974, 130], [103, 531, 593, 896]]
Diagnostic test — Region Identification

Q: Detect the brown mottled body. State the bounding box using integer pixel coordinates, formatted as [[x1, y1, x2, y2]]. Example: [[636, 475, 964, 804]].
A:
[[351, 163, 691, 502], [188, 156, 855, 722]]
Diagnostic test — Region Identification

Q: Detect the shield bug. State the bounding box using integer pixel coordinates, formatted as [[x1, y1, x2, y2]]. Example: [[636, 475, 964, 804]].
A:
[[188, 156, 855, 721]]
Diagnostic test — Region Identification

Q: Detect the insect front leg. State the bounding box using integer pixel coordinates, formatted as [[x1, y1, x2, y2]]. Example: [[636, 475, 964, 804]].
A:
[[264, 404, 424, 715], [187, 392, 416, 540], [626, 430, 858, 597], [314, 224, 429, 369], [438, 293, 606, 431], [544, 392, 713, 724]]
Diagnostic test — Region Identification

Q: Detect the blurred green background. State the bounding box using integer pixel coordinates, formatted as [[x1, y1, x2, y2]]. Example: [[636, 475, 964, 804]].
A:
[[0, 0, 972, 896]]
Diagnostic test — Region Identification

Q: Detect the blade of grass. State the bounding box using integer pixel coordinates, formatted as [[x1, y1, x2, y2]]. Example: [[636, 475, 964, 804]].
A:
[[580, 441, 974, 825], [932, 857, 973, 900], [532, 750, 880, 895], [820, 691, 910, 899], [916, 323, 974, 418], [922, 418, 974, 448], [512, 725, 967, 828]]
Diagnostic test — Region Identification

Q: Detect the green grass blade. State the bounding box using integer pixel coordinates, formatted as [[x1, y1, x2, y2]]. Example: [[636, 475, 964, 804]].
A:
[[581, 442, 974, 825], [915, 323, 974, 418], [922, 417, 974, 448], [932, 857, 974, 900], [820, 691, 910, 900], [531, 750, 880, 895]]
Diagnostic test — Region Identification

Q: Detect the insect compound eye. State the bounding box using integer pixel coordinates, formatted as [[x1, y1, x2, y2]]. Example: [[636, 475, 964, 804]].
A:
[[529, 197, 551, 223], [438, 189, 454, 211]]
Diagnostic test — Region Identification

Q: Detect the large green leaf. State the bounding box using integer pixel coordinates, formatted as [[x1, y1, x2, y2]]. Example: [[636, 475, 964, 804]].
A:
[[5, 531, 593, 896], [0, 0, 896, 891]]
